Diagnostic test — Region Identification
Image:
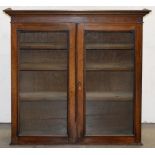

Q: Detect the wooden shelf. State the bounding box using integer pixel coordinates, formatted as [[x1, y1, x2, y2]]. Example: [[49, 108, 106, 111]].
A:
[[20, 63, 133, 71], [86, 63, 134, 71], [86, 92, 133, 101], [20, 92, 67, 101], [19, 92, 133, 101], [20, 42, 67, 50], [86, 43, 134, 50], [20, 63, 67, 71], [20, 92, 132, 102]]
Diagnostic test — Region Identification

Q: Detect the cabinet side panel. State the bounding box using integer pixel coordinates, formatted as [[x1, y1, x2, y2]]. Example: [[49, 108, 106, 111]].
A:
[[11, 24, 19, 144], [134, 23, 143, 143]]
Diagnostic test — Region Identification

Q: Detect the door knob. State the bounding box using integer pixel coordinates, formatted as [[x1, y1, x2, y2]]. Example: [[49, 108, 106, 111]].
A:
[[77, 81, 82, 90]]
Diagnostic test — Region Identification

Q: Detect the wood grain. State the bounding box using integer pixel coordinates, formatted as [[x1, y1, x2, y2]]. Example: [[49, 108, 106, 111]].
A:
[[20, 92, 66, 101], [86, 43, 134, 50], [86, 63, 133, 71], [20, 63, 67, 71], [20, 42, 67, 50], [86, 92, 133, 101]]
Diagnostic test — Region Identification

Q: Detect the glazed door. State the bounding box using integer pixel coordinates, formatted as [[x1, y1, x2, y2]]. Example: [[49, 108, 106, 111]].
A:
[[12, 23, 76, 144], [77, 23, 141, 144]]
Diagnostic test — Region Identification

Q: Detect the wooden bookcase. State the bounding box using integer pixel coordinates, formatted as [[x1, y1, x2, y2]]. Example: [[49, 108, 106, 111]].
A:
[[4, 9, 150, 145]]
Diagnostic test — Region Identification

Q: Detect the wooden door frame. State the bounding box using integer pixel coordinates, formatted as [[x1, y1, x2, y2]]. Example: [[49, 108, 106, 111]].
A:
[[76, 23, 142, 144], [11, 23, 76, 144]]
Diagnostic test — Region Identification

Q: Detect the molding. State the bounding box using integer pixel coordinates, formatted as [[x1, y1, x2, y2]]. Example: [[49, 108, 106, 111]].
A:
[[3, 8, 151, 17]]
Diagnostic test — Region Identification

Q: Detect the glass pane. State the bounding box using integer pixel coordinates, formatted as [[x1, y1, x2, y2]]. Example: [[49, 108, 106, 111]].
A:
[[18, 30, 69, 136], [85, 31, 135, 136]]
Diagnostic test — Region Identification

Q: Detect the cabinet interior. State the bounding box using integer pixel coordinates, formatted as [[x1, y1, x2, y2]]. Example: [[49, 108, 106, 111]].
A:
[[85, 31, 135, 135], [18, 30, 69, 136]]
